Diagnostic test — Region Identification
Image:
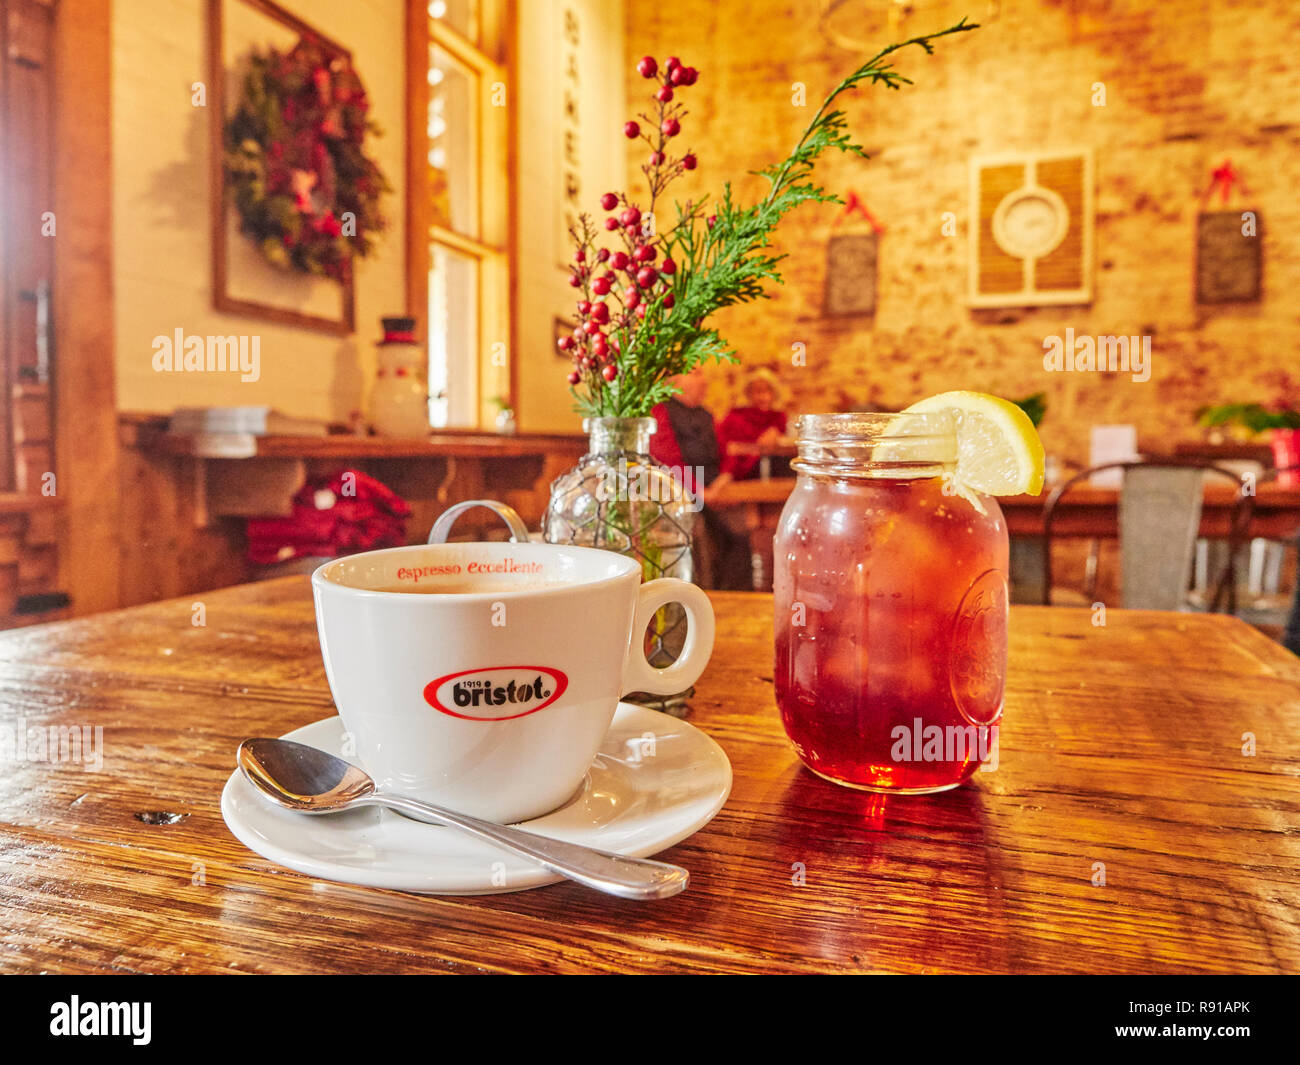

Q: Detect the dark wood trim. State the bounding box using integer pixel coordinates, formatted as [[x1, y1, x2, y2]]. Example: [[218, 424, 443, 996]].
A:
[[0, 2, 14, 491], [210, 290, 354, 336], [0, 491, 58, 514], [404, 0, 426, 336], [227, 0, 349, 49], [53, 0, 119, 617], [207, 0, 356, 336]]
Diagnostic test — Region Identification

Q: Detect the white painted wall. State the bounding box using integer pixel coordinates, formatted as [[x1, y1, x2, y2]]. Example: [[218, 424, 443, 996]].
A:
[[514, 0, 627, 433], [112, 0, 407, 421]]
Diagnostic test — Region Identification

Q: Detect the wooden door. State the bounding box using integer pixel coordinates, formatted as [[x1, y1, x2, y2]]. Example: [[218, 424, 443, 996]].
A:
[[0, 0, 62, 626], [1, 0, 56, 495]]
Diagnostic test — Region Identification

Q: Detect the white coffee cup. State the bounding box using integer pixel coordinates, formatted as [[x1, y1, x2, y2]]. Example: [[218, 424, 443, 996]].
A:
[[312, 541, 715, 823]]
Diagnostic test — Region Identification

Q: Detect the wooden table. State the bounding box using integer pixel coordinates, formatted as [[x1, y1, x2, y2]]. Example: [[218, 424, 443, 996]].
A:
[[1002, 481, 1300, 540], [1, 579, 1298, 974]]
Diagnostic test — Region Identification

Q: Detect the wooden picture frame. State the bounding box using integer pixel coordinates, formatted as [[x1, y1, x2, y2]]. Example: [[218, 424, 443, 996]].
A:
[[208, 0, 355, 334], [968, 149, 1094, 308]]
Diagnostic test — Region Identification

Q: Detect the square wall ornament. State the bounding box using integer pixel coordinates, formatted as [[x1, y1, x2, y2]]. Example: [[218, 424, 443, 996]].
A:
[[824, 231, 878, 317], [968, 149, 1094, 307], [1196, 210, 1262, 303]]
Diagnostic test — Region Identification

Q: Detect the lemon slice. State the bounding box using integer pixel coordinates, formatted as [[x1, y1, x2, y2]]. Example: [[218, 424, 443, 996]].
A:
[[902, 391, 1045, 497]]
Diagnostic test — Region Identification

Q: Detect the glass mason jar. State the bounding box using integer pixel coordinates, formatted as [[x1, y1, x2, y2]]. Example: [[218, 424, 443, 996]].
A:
[[773, 412, 1009, 793], [544, 416, 697, 716]]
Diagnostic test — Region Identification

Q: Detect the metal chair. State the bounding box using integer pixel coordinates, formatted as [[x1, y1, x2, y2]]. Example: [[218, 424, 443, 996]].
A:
[[1041, 460, 1254, 612], [1239, 465, 1300, 649]]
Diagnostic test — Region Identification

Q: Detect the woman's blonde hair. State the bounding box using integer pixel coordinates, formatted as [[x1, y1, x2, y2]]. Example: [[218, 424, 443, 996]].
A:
[[742, 367, 789, 406]]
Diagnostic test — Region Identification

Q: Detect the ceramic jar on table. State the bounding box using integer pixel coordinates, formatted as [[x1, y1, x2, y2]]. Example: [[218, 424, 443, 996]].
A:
[[370, 316, 430, 437]]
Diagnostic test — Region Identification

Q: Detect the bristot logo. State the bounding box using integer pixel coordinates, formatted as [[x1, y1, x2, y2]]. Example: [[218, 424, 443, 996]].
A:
[[49, 996, 151, 1045], [423, 667, 568, 721]]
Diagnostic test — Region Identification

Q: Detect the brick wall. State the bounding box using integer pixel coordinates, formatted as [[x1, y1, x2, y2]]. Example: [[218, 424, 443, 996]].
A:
[[622, 0, 1300, 466]]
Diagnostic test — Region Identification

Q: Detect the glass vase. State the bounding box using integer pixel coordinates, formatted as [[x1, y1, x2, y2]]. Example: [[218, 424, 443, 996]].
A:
[[544, 416, 698, 716]]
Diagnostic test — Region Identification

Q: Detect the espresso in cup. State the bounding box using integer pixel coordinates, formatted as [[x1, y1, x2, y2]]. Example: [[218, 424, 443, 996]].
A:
[[312, 542, 714, 823]]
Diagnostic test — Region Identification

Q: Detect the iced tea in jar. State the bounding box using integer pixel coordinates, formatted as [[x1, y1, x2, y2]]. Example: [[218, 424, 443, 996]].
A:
[[773, 411, 1009, 793]]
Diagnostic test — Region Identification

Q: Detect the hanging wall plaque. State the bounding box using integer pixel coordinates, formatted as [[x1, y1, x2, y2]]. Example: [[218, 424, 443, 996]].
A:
[[1196, 212, 1262, 303], [824, 191, 881, 317], [824, 233, 878, 317], [1195, 162, 1261, 304]]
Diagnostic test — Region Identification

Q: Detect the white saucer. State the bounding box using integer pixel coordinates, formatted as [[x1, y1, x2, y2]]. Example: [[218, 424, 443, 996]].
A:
[[221, 703, 732, 895]]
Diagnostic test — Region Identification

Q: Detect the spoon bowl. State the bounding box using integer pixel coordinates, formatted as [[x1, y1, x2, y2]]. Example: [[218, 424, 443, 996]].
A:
[[239, 737, 375, 811]]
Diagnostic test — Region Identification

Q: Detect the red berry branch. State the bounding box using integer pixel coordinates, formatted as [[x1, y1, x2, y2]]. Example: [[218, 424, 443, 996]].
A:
[[560, 54, 699, 402], [559, 22, 976, 418]]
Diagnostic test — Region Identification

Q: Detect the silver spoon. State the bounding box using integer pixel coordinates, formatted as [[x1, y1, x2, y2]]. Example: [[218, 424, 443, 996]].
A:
[[236, 738, 689, 900]]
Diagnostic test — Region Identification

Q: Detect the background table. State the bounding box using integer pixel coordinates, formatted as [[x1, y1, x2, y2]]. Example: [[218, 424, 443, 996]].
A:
[[711, 478, 1300, 590], [1, 580, 1298, 973]]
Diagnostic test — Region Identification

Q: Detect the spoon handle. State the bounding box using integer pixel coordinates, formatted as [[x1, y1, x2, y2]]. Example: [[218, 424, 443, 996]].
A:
[[365, 792, 689, 900]]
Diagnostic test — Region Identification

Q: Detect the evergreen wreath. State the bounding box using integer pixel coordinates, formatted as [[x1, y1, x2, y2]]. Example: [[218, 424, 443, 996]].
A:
[[223, 35, 390, 282]]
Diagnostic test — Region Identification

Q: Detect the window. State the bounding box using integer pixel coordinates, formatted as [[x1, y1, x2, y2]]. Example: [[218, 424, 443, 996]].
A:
[[408, 0, 509, 428]]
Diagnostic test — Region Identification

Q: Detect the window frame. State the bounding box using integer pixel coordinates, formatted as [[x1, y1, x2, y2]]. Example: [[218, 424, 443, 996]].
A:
[[406, 0, 511, 429]]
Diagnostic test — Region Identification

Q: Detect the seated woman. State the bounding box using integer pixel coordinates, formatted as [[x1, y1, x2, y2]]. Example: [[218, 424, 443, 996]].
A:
[[649, 367, 751, 591], [719, 368, 792, 480], [649, 367, 726, 499]]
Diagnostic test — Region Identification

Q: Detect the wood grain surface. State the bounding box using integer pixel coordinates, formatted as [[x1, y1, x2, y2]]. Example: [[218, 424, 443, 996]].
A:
[[0, 579, 1298, 974]]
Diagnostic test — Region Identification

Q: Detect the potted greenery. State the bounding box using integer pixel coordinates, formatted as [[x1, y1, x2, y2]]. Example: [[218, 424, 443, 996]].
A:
[[1197, 400, 1300, 484]]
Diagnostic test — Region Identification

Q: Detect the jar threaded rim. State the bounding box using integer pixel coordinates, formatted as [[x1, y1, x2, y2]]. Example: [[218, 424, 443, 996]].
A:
[[794, 411, 957, 478]]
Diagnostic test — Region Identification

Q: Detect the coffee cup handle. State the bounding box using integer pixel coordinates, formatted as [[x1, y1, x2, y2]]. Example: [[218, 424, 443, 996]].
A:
[[621, 579, 716, 697], [427, 499, 531, 544]]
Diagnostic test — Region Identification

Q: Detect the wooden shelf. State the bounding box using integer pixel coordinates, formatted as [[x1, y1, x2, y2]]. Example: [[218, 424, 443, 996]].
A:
[[1171, 440, 1275, 465], [150, 430, 585, 461], [0, 492, 59, 515], [122, 413, 584, 461], [119, 413, 587, 527]]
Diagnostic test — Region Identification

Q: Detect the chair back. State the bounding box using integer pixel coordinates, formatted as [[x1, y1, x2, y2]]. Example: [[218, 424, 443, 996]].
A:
[[1042, 460, 1252, 610], [1118, 466, 1206, 609]]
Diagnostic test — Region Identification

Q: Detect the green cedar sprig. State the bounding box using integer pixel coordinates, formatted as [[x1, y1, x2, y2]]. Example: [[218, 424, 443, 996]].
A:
[[572, 18, 977, 417]]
